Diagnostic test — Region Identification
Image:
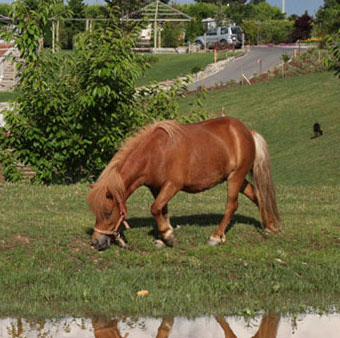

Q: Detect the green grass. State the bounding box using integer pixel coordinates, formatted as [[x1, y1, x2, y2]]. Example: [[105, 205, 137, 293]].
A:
[[0, 183, 339, 318], [1, 72, 340, 319], [136, 51, 242, 87], [180, 71, 340, 186]]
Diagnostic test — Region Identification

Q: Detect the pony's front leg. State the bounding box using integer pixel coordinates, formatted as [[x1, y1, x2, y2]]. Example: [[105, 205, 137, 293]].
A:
[[150, 182, 179, 247], [208, 171, 246, 246]]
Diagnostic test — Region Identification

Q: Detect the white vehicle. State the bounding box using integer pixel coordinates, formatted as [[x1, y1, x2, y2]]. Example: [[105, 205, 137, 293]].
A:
[[194, 25, 243, 49]]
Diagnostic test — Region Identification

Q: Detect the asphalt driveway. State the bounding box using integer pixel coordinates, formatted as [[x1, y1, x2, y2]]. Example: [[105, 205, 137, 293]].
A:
[[189, 46, 306, 90]]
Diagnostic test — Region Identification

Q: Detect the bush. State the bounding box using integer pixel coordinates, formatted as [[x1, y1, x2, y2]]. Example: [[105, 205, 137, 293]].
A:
[[324, 29, 340, 78], [161, 22, 185, 48], [0, 2, 202, 183], [242, 20, 294, 44]]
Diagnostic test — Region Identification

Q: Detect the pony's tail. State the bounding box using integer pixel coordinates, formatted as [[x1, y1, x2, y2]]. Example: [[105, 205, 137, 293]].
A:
[[251, 130, 281, 229]]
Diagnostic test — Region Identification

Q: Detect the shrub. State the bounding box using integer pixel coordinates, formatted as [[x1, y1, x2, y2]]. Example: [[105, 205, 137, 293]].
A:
[[242, 20, 294, 44], [0, 2, 202, 183], [324, 29, 340, 78]]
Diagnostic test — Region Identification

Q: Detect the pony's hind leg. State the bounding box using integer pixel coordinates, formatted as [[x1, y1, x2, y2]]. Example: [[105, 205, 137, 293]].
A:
[[150, 183, 179, 247], [208, 170, 246, 246], [240, 179, 278, 233]]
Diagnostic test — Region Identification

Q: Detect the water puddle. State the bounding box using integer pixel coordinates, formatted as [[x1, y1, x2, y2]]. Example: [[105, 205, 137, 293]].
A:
[[1, 312, 340, 337]]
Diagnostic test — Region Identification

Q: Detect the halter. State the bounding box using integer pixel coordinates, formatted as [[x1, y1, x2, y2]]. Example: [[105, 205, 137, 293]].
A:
[[94, 202, 130, 239]]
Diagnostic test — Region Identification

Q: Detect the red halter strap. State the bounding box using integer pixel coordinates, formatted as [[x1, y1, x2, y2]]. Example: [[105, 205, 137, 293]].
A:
[[94, 203, 130, 238]]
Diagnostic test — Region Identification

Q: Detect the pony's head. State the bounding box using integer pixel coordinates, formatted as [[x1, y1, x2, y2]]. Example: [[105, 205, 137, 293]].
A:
[[87, 180, 127, 251]]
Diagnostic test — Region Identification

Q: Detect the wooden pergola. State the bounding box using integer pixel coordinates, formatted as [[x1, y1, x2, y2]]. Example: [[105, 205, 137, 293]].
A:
[[50, 1, 192, 53], [121, 0, 192, 51], [50, 17, 105, 53]]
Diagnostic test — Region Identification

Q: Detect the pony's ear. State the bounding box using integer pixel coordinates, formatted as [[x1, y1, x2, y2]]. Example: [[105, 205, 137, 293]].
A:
[[105, 186, 113, 200], [88, 184, 94, 189]]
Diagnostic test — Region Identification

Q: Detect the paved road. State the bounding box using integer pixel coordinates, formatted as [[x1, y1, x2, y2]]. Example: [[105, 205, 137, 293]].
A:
[[189, 46, 306, 91]]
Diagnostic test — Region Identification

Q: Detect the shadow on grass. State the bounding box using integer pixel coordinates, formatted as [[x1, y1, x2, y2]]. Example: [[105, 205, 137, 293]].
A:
[[86, 213, 262, 237]]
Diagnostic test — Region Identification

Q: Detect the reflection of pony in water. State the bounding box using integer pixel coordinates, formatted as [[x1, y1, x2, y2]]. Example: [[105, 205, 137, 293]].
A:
[[217, 311, 280, 338], [88, 117, 281, 251], [92, 317, 174, 338], [92, 312, 280, 338]]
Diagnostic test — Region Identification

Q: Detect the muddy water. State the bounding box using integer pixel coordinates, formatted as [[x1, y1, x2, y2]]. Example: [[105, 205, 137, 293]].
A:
[[1, 312, 339, 337]]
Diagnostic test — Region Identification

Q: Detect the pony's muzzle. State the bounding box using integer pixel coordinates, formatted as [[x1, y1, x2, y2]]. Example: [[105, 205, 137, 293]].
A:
[[91, 235, 111, 251]]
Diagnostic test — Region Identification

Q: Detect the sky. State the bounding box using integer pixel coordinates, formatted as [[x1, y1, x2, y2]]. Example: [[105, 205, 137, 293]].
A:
[[85, 0, 325, 16], [0, 0, 326, 17]]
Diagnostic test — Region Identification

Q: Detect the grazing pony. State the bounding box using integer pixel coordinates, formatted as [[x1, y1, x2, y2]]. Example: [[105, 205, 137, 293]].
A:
[[88, 117, 281, 250]]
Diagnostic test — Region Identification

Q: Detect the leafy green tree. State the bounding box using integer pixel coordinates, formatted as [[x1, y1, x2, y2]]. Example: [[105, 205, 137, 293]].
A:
[[315, 0, 340, 35], [324, 28, 340, 78], [225, 3, 253, 25], [104, 0, 149, 16], [195, 0, 247, 4], [84, 4, 107, 19], [161, 22, 185, 47], [0, 4, 11, 17], [63, 0, 86, 49], [250, 1, 284, 21], [249, 0, 265, 4], [0, 1, 198, 183], [181, 2, 218, 39]]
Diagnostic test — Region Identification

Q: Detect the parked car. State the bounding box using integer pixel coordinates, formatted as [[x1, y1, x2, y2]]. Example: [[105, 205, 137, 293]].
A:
[[194, 25, 243, 49]]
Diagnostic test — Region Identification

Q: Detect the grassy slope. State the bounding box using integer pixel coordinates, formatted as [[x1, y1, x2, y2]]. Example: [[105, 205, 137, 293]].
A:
[[179, 72, 340, 186], [136, 51, 240, 87], [0, 72, 339, 318]]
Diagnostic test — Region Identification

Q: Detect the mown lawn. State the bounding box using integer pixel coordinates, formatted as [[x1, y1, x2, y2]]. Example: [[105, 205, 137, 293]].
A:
[[0, 72, 339, 319], [136, 51, 242, 87], [179, 71, 340, 186]]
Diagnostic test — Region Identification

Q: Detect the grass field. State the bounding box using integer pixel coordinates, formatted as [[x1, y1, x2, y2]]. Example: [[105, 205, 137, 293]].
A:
[[179, 71, 340, 186], [0, 72, 339, 319], [136, 51, 243, 87]]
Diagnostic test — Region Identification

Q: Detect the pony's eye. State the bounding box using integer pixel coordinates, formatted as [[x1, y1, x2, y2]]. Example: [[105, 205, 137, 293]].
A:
[[104, 210, 112, 218]]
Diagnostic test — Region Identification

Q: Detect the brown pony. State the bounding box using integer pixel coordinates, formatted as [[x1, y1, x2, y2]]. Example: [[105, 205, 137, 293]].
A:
[[88, 117, 281, 250]]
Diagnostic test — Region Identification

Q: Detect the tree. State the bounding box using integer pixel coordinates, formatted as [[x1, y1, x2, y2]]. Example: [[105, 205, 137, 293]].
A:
[[0, 4, 12, 17], [292, 12, 313, 41], [104, 0, 149, 17], [249, 0, 265, 4], [181, 2, 218, 38], [64, 0, 86, 49], [225, 2, 253, 25], [0, 1, 197, 183], [195, 0, 247, 4], [250, 1, 284, 21], [324, 28, 340, 78], [315, 0, 340, 35]]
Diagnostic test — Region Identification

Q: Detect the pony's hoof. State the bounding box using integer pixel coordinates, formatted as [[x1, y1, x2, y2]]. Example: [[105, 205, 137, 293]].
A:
[[207, 235, 226, 246], [264, 226, 278, 234], [154, 239, 167, 248], [163, 233, 177, 247]]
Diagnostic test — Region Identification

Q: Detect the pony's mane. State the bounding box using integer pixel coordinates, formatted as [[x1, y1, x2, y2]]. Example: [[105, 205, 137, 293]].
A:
[[108, 120, 183, 173], [87, 120, 183, 218]]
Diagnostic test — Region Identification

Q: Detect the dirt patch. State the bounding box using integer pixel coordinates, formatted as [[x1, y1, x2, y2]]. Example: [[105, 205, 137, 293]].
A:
[[0, 233, 31, 252]]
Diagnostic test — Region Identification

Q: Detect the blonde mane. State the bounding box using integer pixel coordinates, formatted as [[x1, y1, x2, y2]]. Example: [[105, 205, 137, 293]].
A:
[[87, 120, 183, 218]]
